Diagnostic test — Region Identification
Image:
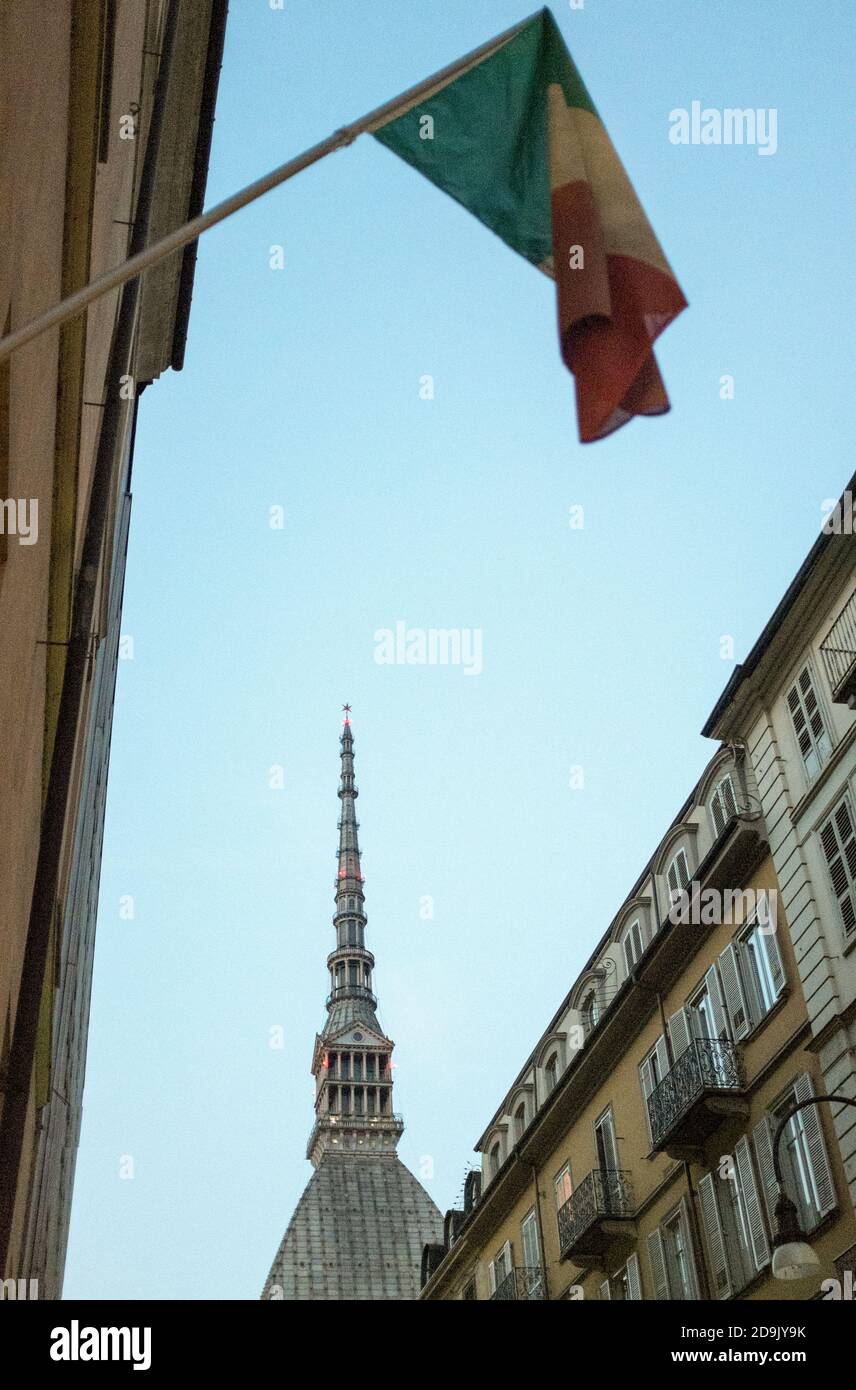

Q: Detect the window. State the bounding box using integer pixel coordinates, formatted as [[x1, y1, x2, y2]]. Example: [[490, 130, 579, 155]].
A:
[[488, 1240, 512, 1294], [554, 1164, 572, 1210], [738, 906, 786, 1016], [820, 794, 856, 938], [581, 991, 600, 1039], [666, 847, 691, 903], [521, 1210, 542, 1296], [488, 1142, 502, 1179], [622, 918, 645, 973], [648, 1200, 699, 1300], [603, 1254, 642, 1301], [594, 1108, 623, 1212], [697, 1142, 770, 1298], [544, 1053, 559, 1095], [513, 1102, 526, 1141], [711, 773, 738, 837], [787, 664, 832, 780], [752, 1075, 837, 1234], [639, 1035, 670, 1142]]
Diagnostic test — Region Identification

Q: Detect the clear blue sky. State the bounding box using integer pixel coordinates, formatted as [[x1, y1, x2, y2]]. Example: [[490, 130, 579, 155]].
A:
[[64, 0, 854, 1298]]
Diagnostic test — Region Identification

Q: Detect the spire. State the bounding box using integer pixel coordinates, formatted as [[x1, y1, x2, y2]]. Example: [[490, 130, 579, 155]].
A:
[[306, 709, 403, 1165]]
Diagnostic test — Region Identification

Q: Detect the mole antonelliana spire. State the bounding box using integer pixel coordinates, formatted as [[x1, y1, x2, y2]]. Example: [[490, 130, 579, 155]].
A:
[[262, 709, 442, 1300]]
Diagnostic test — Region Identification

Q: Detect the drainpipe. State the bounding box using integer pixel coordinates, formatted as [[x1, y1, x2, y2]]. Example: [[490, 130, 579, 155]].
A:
[[529, 1163, 549, 1298], [0, 0, 181, 1274]]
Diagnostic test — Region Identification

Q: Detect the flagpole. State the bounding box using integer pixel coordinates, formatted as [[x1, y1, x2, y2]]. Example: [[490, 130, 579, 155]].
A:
[[0, 8, 543, 366]]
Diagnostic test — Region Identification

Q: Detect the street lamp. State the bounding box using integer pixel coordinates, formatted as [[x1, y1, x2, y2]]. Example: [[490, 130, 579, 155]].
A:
[[770, 1092, 856, 1280]]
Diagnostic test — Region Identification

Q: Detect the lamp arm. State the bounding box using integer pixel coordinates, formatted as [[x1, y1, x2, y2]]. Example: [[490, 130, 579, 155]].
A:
[[771, 1092, 856, 1186]]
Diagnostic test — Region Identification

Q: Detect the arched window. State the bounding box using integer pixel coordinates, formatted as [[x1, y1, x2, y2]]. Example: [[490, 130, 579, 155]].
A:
[[489, 1142, 502, 1178], [544, 1053, 559, 1095], [622, 919, 645, 973], [666, 847, 691, 902], [581, 991, 600, 1040], [710, 773, 738, 837], [513, 1102, 527, 1140]]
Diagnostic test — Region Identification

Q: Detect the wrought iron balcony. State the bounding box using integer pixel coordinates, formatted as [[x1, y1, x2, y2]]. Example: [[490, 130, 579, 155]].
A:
[[820, 590, 856, 706], [326, 984, 377, 1008], [648, 1037, 747, 1157], [490, 1266, 545, 1301], [557, 1168, 635, 1263]]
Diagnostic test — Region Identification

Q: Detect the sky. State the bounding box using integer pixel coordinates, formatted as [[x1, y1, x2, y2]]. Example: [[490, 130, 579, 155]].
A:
[[63, 0, 855, 1298]]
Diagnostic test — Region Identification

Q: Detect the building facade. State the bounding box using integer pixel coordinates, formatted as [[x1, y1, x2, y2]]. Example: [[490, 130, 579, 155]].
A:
[[703, 475, 856, 1218], [262, 713, 442, 1300], [0, 0, 227, 1295], [421, 738, 856, 1301]]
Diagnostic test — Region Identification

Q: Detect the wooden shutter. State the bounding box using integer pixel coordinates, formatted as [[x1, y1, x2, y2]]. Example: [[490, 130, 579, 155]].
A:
[[488, 1258, 497, 1293], [647, 1228, 670, 1300], [820, 795, 856, 938], [793, 1073, 837, 1220], [697, 1173, 732, 1298], [639, 1055, 655, 1143], [626, 1252, 642, 1302], [787, 665, 831, 777], [669, 1007, 692, 1060], [600, 1278, 611, 1300], [678, 1196, 700, 1299], [704, 964, 728, 1040], [718, 943, 751, 1039], [711, 775, 737, 837], [760, 916, 787, 997], [734, 1136, 771, 1269], [751, 1115, 779, 1225]]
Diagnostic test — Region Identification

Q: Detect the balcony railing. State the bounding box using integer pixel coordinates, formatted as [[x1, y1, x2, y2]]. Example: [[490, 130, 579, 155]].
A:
[[648, 1037, 745, 1154], [557, 1168, 634, 1261], [326, 984, 377, 1008], [490, 1267, 545, 1301], [820, 590, 856, 704]]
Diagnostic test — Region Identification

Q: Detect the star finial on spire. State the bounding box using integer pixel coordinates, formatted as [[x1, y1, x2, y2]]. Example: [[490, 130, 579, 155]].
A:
[[342, 703, 352, 725]]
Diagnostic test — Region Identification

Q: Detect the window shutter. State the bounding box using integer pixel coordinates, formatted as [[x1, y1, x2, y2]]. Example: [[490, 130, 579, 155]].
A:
[[647, 1228, 670, 1300], [678, 1196, 700, 1299], [697, 1173, 732, 1298], [793, 1073, 837, 1220], [669, 1007, 692, 1060], [711, 785, 726, 838], [704, 964, 728, 1040], [639, 1056, 655, 1143], [820, 795, 856, 938], [600, 1278, 611, 1300], [667, 848, 690, 901], [655, 1035, 671, 1077], [488, 1259, 497, 1294], [734, 1136, 771, 1269], [711, 775, 737, 837], [718, 943, 751, 1039], [626, 1252, 642, 1301], [787, 665, 831, 779], [760, 917, 787, 997], [751, 1116, 779, 1225]]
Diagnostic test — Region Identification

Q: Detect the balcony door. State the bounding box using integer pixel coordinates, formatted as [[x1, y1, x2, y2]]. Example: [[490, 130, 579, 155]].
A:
[[595, 1108, 621, 1212], [520, 1211, 542, 1298]]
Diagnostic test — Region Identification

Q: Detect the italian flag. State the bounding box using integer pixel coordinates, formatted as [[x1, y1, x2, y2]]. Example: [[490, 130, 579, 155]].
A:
[[372, 8, 686, 443]]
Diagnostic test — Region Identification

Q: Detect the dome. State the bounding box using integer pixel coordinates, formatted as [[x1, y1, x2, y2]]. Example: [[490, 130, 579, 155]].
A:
[[262, 1152, 443, 1300]]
